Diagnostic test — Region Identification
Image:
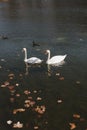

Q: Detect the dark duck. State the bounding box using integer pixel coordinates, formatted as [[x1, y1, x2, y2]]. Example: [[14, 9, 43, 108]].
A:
[[32, 40, 40, 47]]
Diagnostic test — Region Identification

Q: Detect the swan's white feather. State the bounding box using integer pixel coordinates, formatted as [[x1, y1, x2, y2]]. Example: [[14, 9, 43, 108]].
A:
[[46, 49, 67, 65], [46, 55, 67, 64], [25, 57, 42, 64]]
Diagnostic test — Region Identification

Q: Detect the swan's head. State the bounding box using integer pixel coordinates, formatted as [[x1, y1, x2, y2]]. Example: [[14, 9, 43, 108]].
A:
[[45, 49, 50, 54], [23, 48, 26, 52]]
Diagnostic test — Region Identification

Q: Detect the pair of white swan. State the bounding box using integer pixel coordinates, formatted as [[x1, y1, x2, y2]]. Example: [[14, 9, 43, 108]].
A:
[[23, 48, 67, 65]]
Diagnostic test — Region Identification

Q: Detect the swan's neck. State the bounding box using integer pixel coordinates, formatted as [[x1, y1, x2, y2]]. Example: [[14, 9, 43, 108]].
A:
[[47, 51, 50, 61], [24, 50, 27, 60]]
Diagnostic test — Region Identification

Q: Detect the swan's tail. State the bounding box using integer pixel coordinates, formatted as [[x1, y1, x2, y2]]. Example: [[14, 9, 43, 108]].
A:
[[63, 54, 67, 60]]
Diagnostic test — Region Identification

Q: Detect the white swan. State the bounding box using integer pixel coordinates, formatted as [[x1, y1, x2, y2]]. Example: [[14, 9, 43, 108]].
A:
[[23, 48, 43, 64], [45, 49, 67, 65]]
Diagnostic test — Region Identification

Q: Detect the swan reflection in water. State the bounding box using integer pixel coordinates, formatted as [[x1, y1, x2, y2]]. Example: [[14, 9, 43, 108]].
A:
[[24, 61, 66, 76], [47, 60, 66, 76], [25, 63, 29, 75], [24, 63, 41, 75]]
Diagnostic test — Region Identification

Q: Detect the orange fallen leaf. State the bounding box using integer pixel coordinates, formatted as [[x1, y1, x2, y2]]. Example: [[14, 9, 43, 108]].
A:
[[59, 77, 64, 80], [37, 97, 42, 101], [4, 81, 10, 86], [80, 118, 85, 122], [13, 121, 23, 128], [8, 73, 15, 77], [16, 93, 20, 97], [69, 123, 76, 130], [13, 108, 25, 114], [8, 85, 14, 90], [57, 99, 62, 103], [1, 84, 6, 88], [24, 90, 31, 95], [34, 126, 39, 129], [73, 114, 80, 118], [10, 97, 15, 103]]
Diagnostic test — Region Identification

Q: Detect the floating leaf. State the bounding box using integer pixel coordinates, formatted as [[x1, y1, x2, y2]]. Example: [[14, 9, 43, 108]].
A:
[[73, 114, 80, 119], [33, 90, 37, 93], [80, 118, 85, 122], [15, 83, 19, 87], [34, 126, 39, 129], [8, 73, 15, 77], [4, 81, 10, 86], [8, 85, 14, 90], [13, 121, 23, 128], [13, 108, 25, 114], [34, 105, 46, 114], [56, 73, 60, 76], [37, 97, 42, 101], [10, 97, 15, 103], [24, 90, 31, 95], [59, 77, 64, 80], [7, 120, 12, 125], [76, 81, 80, 84], [16, 93, 20, 97], [57, 99, 62, 103], [69, 123, 76, 130], [28, 96, 33, 100], [1, 84, 6, 88]]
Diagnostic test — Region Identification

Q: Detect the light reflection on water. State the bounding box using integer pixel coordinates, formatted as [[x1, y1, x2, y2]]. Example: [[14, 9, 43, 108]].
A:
[[0, 0, 87, 129]]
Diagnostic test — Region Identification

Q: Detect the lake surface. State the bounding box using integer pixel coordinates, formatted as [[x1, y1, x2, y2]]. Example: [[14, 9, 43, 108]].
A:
[[0, 0, 87, 129]]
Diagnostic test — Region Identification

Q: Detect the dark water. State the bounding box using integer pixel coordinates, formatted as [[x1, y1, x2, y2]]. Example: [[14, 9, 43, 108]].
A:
[[0, 0, 87, 129]]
